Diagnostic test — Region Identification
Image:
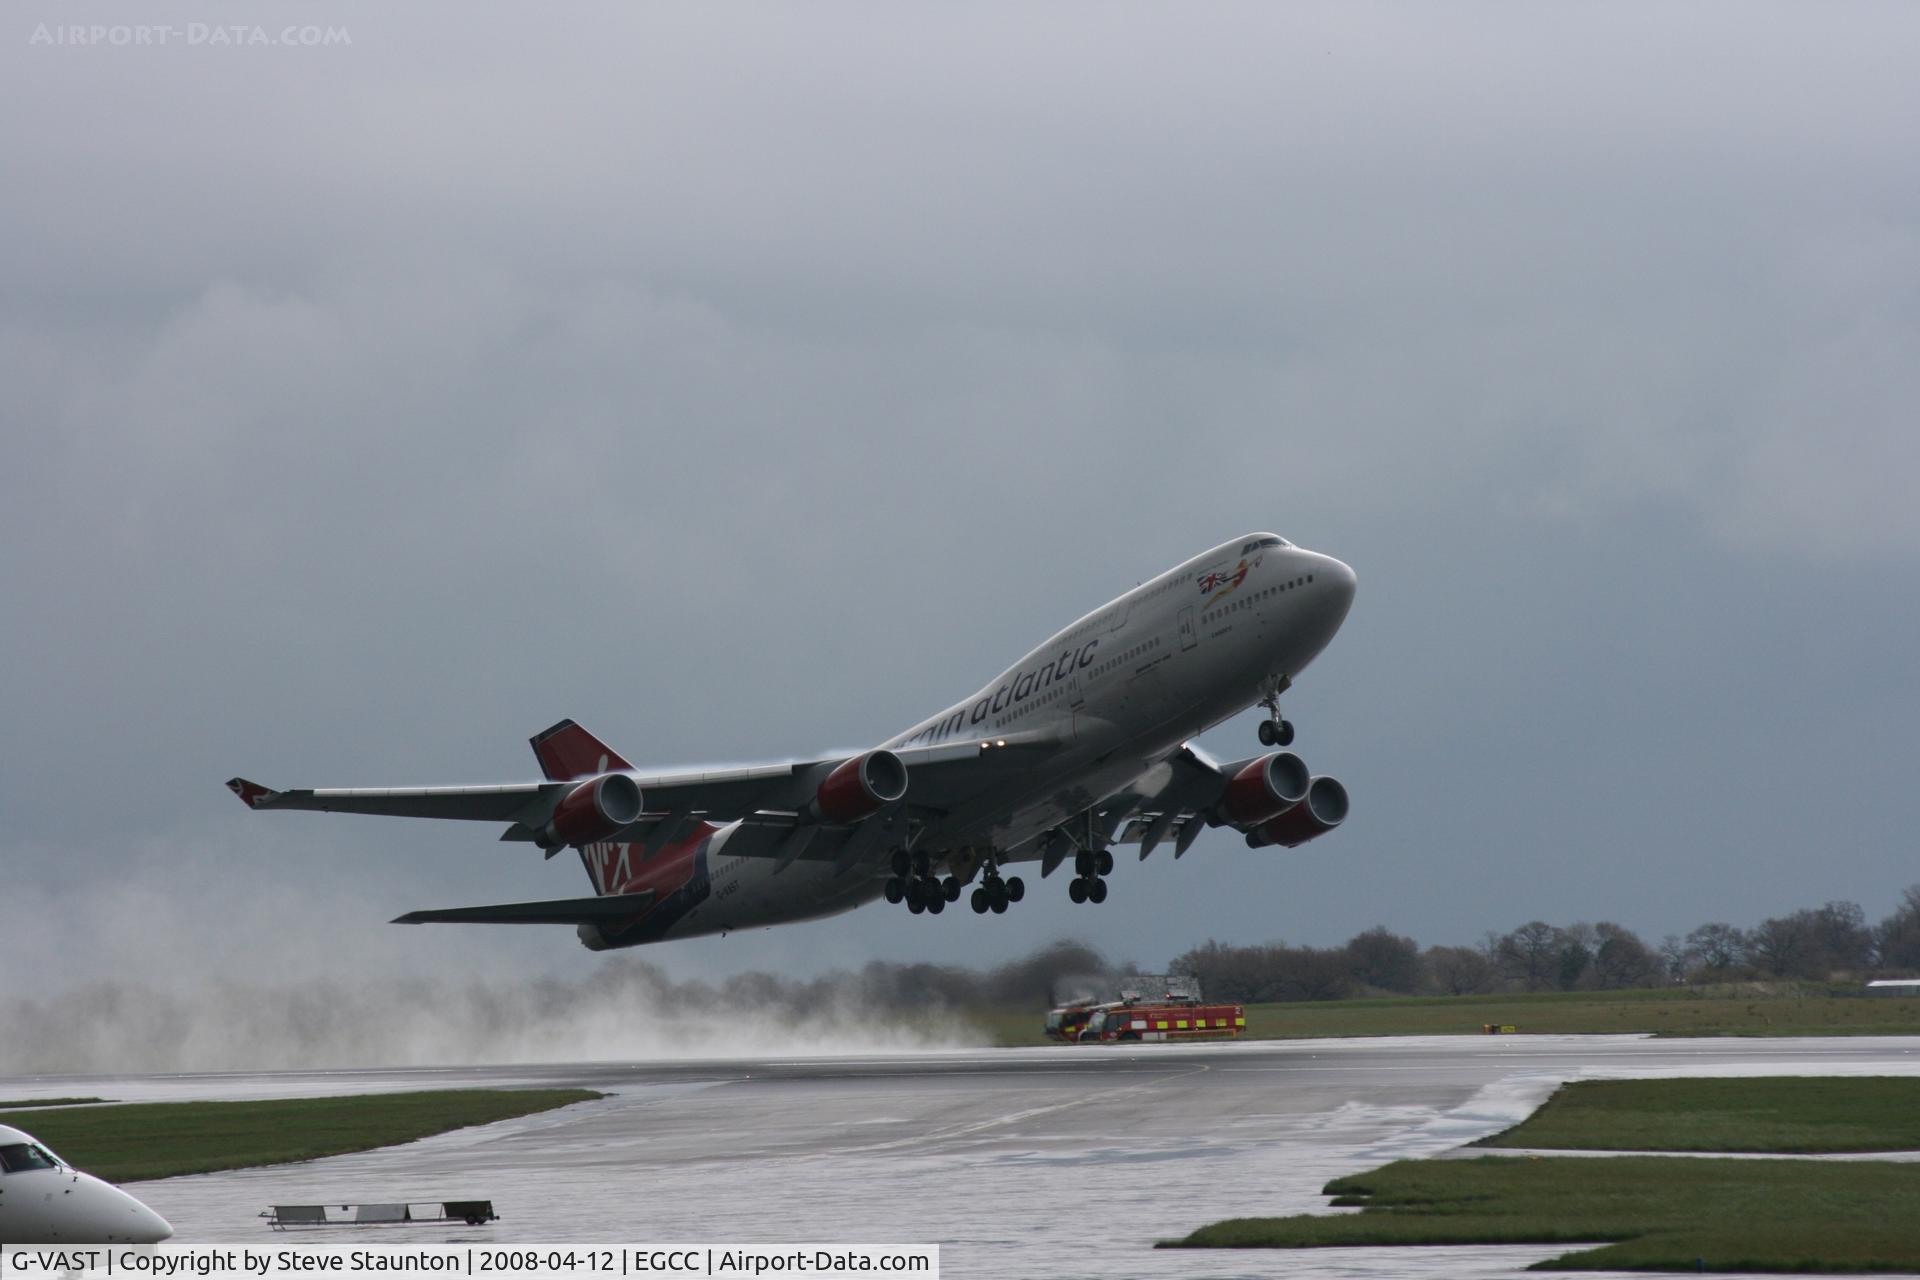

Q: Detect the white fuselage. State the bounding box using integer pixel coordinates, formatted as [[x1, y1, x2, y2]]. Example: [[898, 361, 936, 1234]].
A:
[[658, 534, 1355, 941], [0, 1124, 173, 1244]]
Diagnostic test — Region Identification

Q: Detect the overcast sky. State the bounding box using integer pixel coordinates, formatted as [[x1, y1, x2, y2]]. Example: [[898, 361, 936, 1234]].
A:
[[4, 1, 1919, 1003]]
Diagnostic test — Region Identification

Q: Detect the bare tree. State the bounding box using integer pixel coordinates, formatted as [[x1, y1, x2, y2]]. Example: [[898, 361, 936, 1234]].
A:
[[1748, 915, 1810, 977], [1591, 922, 1660, 989], [1876, 885, 1920, 970], [1684, 922, 1749, 976], [1658, 934, 1688, 982], [1425, 945, 1497, 995], [1496, 921, 1559, 991], [1345, 926, 1423, 993], [1555, 923, 1597, 991]]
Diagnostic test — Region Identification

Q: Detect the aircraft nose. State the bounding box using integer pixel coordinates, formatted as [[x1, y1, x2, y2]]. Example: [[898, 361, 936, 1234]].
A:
[[1307, 554, 1356, 644], [90, 1174, 174, 1242], [127, 1198, 175, 1243], [1322, 555, 1356, 609]]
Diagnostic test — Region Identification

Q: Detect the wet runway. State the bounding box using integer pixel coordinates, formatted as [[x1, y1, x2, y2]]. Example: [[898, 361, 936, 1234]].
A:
[[9, 1035, 1920, 1278]]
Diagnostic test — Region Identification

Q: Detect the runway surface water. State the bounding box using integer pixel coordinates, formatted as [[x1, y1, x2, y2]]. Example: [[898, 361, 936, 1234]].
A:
[[9, 1035, 1919, 1278]]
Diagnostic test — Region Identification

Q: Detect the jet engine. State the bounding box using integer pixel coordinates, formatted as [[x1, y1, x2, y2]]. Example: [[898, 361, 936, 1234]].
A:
[[807, 749, 909, 823], [1244, 776, 1349, 849], [1217, 751, 1312, 827], [541, 773, 644, 848]]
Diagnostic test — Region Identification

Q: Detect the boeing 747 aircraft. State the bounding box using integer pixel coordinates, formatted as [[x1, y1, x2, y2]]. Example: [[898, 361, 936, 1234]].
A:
[[229, 533, 1355, 949]]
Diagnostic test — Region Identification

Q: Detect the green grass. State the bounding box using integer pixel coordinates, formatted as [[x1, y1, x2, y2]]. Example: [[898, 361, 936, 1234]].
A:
[[0, 1096, 106, 1109], [0, 1089, 602, 1183], [1165, 1155, 1920, 1271], [1478, 1077, 1920, 1154], [974, 986, 1920, 1046]]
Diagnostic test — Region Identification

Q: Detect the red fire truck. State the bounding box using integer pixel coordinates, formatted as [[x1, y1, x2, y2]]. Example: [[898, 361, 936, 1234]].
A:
[[1044, 976, 1246, 1043]]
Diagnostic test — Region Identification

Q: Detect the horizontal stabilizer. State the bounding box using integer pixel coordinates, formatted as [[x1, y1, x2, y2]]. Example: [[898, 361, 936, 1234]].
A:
[[391, 890, 656, 926]]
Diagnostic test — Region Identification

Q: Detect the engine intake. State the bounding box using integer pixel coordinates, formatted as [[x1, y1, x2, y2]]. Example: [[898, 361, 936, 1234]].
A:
[[542, 773, 644, 848], [809, 749, 909, 823], [1217, 751, 1311, 827], [1245, 776, 1349, 849]]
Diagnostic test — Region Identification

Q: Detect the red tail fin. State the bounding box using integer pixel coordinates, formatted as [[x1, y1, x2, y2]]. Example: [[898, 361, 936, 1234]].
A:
[[530, 719, 634, 781]]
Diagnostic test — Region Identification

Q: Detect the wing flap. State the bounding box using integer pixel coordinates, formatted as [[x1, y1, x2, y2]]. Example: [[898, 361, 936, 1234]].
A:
[[392, 890, 657, 925]]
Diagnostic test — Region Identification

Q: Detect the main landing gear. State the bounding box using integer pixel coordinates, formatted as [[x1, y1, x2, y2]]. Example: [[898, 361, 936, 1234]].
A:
[[886, 848, 958, 915], [970, 866, 1025, 915], [1067, 849, 1113, 904], [1258, 678, 1295, 747]]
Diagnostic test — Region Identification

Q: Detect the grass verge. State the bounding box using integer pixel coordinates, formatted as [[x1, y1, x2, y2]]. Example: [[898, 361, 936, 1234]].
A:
[[0, 1097, 106, 1109], [1164, 1155, 1920, 1271], [975, 985, 1920, 1046], [0, 1089, 602, 1183], [1476, 1076, 1920, 1153]]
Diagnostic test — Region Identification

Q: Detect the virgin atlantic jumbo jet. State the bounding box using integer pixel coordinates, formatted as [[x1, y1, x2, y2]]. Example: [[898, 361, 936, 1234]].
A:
[[228, 533, 1355, 949]]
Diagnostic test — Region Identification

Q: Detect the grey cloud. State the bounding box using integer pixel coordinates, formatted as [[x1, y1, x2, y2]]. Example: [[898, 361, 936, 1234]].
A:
[[3, 1, 1919, 1012]]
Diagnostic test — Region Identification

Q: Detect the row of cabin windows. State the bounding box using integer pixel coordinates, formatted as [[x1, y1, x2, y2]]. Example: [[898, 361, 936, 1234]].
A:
[[1094, 634, 1163, 676], [1214, 573, 1316, 616]]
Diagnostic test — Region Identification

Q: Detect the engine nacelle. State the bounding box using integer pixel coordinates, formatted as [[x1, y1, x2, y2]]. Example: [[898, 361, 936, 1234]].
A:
[[1217, 751, 1311, 827], [807, 749, 909, 823], [577, 922, 615, 952], [541, 773, 644, 848], [1245, 776, 1349, 849]]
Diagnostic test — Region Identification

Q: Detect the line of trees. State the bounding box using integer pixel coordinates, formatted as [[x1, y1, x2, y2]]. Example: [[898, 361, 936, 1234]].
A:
[[1168, 885, 1920, 1003]]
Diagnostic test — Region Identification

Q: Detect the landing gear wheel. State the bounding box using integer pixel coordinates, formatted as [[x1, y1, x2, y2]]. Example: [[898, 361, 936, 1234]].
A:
[[943, 876, 962, 902], [910, 851, 931, 878], [890, 849, 911, 878], [926, 891, 945, 915], [1068, 878, 1089, 904], [908, 894, 926, 915], [971, 887, 989, 913], [1277, 719, 1295, 747], [1005, 876, 1025, 903], [1089, 877, 1109, 904], [989, 895, 1007, 914], [884, 877, 905, 905], [1258, 719, 1279, 746], [1095, 850, 1114, 876], [1074, 851, 1095, 877]]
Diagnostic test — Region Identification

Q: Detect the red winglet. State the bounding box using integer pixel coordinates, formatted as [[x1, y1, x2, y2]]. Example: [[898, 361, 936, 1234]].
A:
[[226, 777, 279, 809], [529, 720, 634, 781]]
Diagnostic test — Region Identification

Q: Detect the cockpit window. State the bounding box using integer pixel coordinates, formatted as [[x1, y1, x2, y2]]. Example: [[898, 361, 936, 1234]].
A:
[[1261, 536, 1289, 548], [1242, 536, 1290, 553], [0, 1142, 62, 1173]]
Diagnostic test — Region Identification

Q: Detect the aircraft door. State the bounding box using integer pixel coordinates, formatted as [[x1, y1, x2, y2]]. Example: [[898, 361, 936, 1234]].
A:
[[1177, 605, 1197, 651]]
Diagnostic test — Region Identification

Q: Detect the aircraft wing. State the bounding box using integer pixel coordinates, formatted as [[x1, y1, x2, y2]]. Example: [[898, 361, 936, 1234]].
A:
[[392, 890, 656, 925], [226, 777, 558, 822], [599, 733, 1057, 819], [228, 726, 1062, 870], [1101, 743, 1233, 861]]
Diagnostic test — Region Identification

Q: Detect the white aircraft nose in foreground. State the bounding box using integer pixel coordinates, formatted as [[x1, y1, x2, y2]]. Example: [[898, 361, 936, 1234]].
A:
[[231, 533, 1356, 946], [0, 1124, 173, 1243]]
